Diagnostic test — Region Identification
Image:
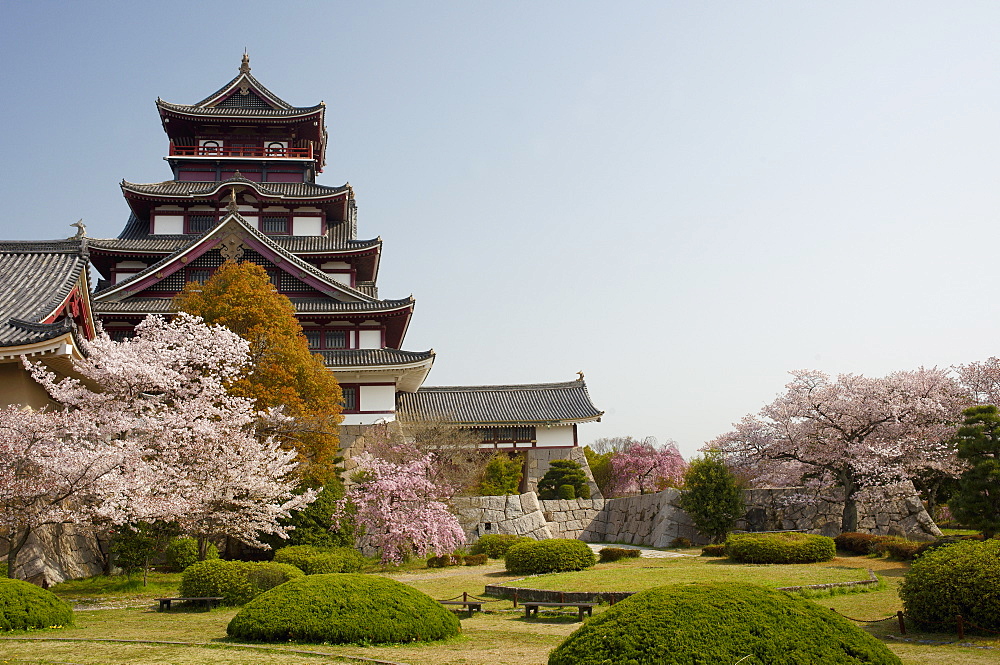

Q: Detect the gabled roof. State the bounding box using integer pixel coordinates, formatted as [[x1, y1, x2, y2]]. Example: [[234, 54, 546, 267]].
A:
[[397, 379, 604, 426], [121, 177, 350, 201], [319, 348, 435, 368], [94, 297, 414, 316], [0, 238, 90, 347], [156, 54, 322, 118], [93, 211, 376, 304]]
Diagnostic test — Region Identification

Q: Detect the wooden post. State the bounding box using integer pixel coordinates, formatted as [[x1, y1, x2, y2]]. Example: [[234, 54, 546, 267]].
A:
[[463, 591, 468, 602], [897, 611, 906, 635], [513, 591, 518, 608], [957, 615, 964, 639], [560, 591, 565, 603]]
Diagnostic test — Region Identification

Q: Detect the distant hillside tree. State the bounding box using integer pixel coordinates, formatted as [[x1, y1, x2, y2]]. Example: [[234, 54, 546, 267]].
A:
[[173, 261, 343, 486]]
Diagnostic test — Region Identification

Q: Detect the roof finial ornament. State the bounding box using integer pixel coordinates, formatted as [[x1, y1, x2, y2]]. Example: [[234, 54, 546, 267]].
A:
[[240, 51, 251, 75], [71, 219, 87, 238], [226, 187, 239, 214], [576, 370, 585, 381]]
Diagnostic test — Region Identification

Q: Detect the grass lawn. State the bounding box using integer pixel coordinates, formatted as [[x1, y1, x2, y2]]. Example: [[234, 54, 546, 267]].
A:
[[3, 552, 999, 665]]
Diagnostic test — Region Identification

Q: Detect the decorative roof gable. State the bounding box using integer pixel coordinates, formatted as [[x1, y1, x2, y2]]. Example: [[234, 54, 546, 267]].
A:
[[94, 207, 376, 304]]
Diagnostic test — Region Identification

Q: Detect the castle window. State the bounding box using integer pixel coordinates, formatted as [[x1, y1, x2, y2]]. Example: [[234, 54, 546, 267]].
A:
[[478, 426, 536, 445], [327, 330, 347, 349], [188, 215, 215, 233], [304, 330, 322, 349], [261, 215, 289, 234], [186, 268, 212, 284], [342, 386, 358, 412]]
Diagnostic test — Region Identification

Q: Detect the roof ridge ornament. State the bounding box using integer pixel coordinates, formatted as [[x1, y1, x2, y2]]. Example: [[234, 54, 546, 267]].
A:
[[71, 220, 87, 238], [240, 52, 251, 75], [226, 187, 240, 214]]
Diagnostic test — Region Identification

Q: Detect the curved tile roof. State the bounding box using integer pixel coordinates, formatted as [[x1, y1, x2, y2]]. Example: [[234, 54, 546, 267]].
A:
[[0, 239, 88, 346], [91, 233, 380, 255], [94, 297, 412, 315], [157, 100, 324, 119], [319, 348, 434, 367], [397, 380, 604, 426], [121, 178, 349, 200]]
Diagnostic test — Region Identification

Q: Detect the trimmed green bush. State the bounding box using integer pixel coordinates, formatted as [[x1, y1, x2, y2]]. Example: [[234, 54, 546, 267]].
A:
[[873, 539, 922, 561], [165, 537, 218, 572], [273, 545, 365, 574], [669, 537, 692, 549], [537, 460, 590, 500], [0, 579, 73, 631], [701, 544, 726, 557], [463, 553, 488, 566], [505, 538, 596, 575], [470, 534, 533, 559], [726, 533, 835, 564], [599, 547, 641, 563], [180, 559, 304, 606], [427, 554, 461, 568], [558, 484, 576, 500], [548, 582, 902, 665], [272, 544, 323, 572], [900, 539, 1000, 631], [227, 573, 460, 644], [834, 532, 880, 554]]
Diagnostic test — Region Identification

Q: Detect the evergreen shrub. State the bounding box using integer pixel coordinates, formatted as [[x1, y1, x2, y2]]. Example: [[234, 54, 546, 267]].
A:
[[834, 532, 896, 555], [547, 582, 902, 665], [180, 559, 304, 606], [505, 538, 596, 575], [669, 537, 692, 548], [273, 545, 365, 574], [700, 544, 726, 557], [463, 554, 488, 566], [0, 579, 73, 631], [558, 484, 576, 500], [272, 544, 323, 572], [899, 539, 1000, 631], [726, 533, 835, 564], [227, 573, 460, 644], [872, 539, 922, 561], [537, 460, 590, 500], [599, 547, 641, 563], [165, 537, 218, 571], [470, 534, 532, 559]]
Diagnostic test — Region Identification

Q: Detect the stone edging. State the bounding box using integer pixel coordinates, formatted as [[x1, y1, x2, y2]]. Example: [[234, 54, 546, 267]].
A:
[[485, 569, 879, 603], [774, 569, 879, 592]]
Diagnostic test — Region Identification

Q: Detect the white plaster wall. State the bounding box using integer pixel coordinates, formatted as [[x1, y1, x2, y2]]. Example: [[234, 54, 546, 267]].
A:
[[242, 216, 260, 229], [321, 261, 351, 270], [329, 273, 351, 285], [292, 217, 323, 236], [341, 413, 396, 426], [152, 215, 184, 235], [360, 385, 396, 413], [535, 426, 575, 447], [358, 330, 382, 349], [115, 273, 138, 284]]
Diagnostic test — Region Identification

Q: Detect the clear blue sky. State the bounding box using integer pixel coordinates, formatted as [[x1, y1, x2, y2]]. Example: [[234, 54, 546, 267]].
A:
[[3, 1, 1000, 457]]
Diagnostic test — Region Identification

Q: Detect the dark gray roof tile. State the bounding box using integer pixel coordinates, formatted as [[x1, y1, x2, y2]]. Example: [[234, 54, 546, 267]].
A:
[[319, 348, 434, 367], [397, 380, 604, 426], [121, 178, 349, 199], [0, 239, 88, 346]]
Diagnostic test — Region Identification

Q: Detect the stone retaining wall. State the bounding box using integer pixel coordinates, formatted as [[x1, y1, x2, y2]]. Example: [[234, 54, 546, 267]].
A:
[[458, 484, 941, 547]]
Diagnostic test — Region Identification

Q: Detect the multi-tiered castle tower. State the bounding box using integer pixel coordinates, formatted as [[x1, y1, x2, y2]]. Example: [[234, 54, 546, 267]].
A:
[[87, 55, 434, 424]]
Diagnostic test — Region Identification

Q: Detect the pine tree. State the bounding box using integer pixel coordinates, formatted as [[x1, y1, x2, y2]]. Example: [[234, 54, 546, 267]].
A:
[[537, 460, 590, 500], [678, 454, 745, 544], [173, 261, 343, 486], [948, 405, 1000, 538]]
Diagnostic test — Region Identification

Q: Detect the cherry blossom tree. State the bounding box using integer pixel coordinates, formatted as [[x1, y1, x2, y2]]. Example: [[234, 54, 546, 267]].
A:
[[710, 368, 967, 532], [337, 448, 464, 564], [956, 357, 1000, 406], [12, 314, 314, 566], [609, 437, 687, 496]]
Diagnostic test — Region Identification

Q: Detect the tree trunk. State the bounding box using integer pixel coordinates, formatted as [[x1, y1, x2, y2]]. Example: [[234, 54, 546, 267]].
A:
[[197, 536, 209, 561], [841, 475, 860, 533], [5, 528, 32, 579]]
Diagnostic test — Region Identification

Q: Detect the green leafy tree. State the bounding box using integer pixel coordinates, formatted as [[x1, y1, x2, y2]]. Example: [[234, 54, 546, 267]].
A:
[[263, 482, 355, 550], [584, 446, 614, 497], [173, 261, 343, 486], [678, 454, 745, 544], [478, 453, 523, 495], [537, 460, 590, 500], [948, 405, 1000, 538], [110, 521, 179, 586]]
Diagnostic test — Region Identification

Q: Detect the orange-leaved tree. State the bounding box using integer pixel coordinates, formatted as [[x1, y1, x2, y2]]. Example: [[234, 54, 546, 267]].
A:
[[173, 261, 343, 486]]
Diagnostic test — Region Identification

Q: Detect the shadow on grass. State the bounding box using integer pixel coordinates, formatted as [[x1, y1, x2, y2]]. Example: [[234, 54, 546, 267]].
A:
[[513, 613, 586, 625]]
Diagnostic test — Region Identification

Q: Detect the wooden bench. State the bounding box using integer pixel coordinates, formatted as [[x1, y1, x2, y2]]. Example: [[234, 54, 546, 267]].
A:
[[155, 596, 224, 611], [523, 601, 595, 621], [438, 600, 484, 618]]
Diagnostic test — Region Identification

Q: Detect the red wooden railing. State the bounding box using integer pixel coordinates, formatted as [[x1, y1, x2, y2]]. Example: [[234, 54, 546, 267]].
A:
[[169, 144, 314, 159]]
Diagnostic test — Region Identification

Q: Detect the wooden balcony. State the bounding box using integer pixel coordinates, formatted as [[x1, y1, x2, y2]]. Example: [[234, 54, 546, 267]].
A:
[[169, 144, 314, 160]]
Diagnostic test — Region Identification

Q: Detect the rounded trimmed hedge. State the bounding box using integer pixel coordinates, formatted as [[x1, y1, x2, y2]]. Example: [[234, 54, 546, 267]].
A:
[[899, 539, 1000, 631], [548, 582, 902, 665], [165, 537, 218, 571], [470, 534, 533, 559], [226, 573, 460, 644], [505, 538, 596, 575], [180, 559, 304, 605], [0, 578, 73, 631], [726, 532, 835, 564], [273, 545, 366, 574]]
